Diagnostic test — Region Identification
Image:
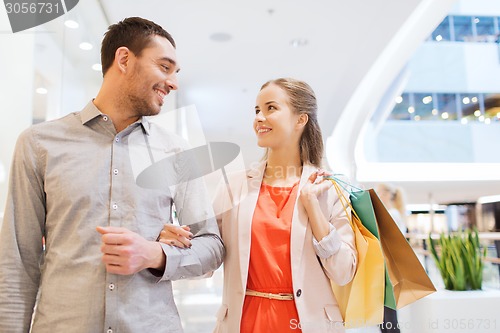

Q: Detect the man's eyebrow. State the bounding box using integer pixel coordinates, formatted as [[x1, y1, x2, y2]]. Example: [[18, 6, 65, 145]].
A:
[[160, 57, 181, 73]]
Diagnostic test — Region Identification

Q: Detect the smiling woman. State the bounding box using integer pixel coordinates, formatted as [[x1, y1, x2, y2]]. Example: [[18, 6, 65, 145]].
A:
[[185, 77, 358, 333]]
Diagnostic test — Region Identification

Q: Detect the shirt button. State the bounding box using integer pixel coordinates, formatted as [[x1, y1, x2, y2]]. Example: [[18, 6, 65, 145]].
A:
[[115, 137, 120, 142], [296, 289, 302, 297], [102, 115, 108, 121], [112, 204, 118, 210], [107, 329, 113, 333], [113, 169, 119, 175], [108, 283, 115, 290]]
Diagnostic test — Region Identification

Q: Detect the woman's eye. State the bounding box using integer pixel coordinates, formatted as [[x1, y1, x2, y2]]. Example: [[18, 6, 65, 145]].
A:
[[255, 109, 260, 115], [268, 105, 276, 110], [161, 65, 170, 72]]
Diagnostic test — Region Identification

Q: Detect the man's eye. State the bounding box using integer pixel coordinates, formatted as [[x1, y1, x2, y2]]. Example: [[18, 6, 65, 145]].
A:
[[268, 105, 276, 110], [255, 109, 260, 115], [161, 65, 170, 72]]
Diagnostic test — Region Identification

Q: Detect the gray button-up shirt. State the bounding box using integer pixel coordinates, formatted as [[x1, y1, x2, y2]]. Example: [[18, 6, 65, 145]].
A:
[[0, 101, 224, 332]]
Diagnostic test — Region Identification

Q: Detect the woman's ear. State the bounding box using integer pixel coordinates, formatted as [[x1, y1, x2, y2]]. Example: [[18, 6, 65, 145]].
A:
[[115, 47, 131, 73], [297, 113, 309, 129]]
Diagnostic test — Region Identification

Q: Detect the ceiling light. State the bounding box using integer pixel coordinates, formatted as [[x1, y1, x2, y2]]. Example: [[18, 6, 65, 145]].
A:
[[471, 96, 478, 103], [432, 109, 438, 116], [395, 96, 403, 104], [441, 112, 449, 119], [92, 63, 102, 72], [435, 35, 443, 41], [209, 32, 232, 42], [478, 115, 485, 122], [474, 18, 480, 24], [474, 110, 481, 117], [422, 96, 432, 104], [497, 112, 500, 119], [407, 106, 415, 114], [64, 20, 79, 29], [485, 118, 491, 124], [414, 115, 421, 121], [290, 38, 308, 48], [36, 87, 48, 94], [462, 97, 470, 104], [79, 42, 93, 50], [461, 118, 468, 124]]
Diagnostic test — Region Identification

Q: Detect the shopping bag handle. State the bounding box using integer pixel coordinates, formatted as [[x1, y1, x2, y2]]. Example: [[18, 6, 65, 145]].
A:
[[329, 179, 363, 228], [325, 175, 364, 193]]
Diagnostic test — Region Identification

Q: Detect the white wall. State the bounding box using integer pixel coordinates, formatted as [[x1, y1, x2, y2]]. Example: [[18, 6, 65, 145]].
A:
[[365, 122, 500, 163], [0, 9, 35, 220], [407, 43, 500, 92]]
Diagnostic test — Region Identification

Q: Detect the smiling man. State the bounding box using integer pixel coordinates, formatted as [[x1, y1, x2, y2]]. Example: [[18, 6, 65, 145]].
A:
[[0, 17, 224, 333]]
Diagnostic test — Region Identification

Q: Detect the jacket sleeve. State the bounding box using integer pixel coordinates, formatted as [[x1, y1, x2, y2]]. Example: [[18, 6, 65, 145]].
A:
[[313, 186, 357, 286], [0, 128, 45, 332], [159, 144, 225, 281]]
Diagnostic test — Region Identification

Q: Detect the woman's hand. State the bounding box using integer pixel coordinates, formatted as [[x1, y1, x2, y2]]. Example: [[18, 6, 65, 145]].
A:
[[158, 224, 193, 248], [299, 170, 333, 207], [299, 170, 333, 241]]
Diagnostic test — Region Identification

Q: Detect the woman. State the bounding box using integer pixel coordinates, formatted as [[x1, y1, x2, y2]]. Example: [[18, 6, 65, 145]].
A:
[[376, 183, 408, 235], [162, 78, 357, 333]]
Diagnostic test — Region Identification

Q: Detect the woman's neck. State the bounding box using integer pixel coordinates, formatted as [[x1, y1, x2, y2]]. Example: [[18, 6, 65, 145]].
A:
[[264, 149, 302, 186]]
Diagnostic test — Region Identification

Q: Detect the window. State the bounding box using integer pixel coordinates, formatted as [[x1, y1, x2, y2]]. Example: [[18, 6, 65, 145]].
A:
[[390, 93, 412, 120], [474, 17, 496, 42], [414, 93, 434, 120], [453, 16, 473, 42], [437, 93, 458, 120], [432, 16, 451, 41]]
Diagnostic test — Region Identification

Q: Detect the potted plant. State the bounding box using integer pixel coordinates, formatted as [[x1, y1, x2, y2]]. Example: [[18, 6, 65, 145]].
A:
[[397, 229, 499, 333], [428, 228, 486, 290]]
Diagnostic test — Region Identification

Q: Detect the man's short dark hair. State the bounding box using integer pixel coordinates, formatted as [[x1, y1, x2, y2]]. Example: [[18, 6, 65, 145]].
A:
[[100, 17, 176, 76]]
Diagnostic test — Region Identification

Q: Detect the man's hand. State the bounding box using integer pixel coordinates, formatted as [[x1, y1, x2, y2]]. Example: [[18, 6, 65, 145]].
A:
[[96, 226, 166, 275]]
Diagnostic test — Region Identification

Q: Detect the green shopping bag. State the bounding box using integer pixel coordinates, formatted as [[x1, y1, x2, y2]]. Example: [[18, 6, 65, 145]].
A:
[[330, 176, 397, 310], [350, 189, 397, 310]]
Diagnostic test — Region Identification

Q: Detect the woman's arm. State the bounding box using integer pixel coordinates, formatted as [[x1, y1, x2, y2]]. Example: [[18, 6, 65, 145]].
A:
[[300, 171, 357, 286]]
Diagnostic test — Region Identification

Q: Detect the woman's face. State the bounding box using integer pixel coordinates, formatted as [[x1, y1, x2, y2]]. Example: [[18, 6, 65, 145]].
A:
[[253, 84, 303, 149], [376, 185, 393, 207]]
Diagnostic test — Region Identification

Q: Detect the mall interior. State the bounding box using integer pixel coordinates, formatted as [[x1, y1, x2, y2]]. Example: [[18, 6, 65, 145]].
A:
[[1, 0, 500, 332]]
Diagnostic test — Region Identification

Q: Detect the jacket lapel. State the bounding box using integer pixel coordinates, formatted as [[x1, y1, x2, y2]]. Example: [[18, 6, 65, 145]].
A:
[[238, 161, 265, 292], [290, 164, 316, 283]]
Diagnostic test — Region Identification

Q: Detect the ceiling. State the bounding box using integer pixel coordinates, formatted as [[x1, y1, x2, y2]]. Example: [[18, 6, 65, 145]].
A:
[[95, 0, 425, 163], [32, 0, 500, 206]]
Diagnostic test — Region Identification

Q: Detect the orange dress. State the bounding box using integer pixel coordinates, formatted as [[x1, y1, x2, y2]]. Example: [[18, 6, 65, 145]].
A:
[[240, 181, 302, 333]]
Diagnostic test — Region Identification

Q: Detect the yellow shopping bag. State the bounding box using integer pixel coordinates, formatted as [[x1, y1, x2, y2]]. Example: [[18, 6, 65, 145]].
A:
[[330, 181, 385, 328]]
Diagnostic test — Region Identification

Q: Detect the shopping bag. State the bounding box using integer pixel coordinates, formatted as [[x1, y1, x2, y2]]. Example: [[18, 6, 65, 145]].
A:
[[329, 181, 385, 328], [349, 189, 397, 310], [369, 189, 436, 309]]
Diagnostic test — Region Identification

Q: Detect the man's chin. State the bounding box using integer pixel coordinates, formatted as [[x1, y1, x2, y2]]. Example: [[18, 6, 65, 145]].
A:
[[146, 105, 162, 116]]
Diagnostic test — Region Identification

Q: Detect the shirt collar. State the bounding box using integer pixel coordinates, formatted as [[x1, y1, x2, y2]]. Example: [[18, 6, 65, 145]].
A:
[[80, 100, 151, 136]]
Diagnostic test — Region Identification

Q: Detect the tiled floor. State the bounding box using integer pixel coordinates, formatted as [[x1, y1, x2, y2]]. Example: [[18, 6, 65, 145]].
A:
[[173, 254, 500, 333]]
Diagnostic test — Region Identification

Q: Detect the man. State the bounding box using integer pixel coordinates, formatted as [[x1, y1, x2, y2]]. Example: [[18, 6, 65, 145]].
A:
[[0, 17, 224, 333]]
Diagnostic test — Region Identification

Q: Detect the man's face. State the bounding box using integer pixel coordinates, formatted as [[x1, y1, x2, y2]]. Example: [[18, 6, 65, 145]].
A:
[[124, 35, 180, 117]]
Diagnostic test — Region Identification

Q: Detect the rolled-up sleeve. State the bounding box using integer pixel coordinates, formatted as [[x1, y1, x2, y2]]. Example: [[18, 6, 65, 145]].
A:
[[313, 224, 342, 259], [316, 187, 358, 286]]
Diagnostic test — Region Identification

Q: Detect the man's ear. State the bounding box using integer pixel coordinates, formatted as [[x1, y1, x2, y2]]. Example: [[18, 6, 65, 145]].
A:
[[115, 47, 131, 73], [297, 113, 309, 129]]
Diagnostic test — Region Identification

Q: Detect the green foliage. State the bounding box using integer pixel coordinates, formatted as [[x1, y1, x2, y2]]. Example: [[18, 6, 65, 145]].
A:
[[429, 228, 486, 291]]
